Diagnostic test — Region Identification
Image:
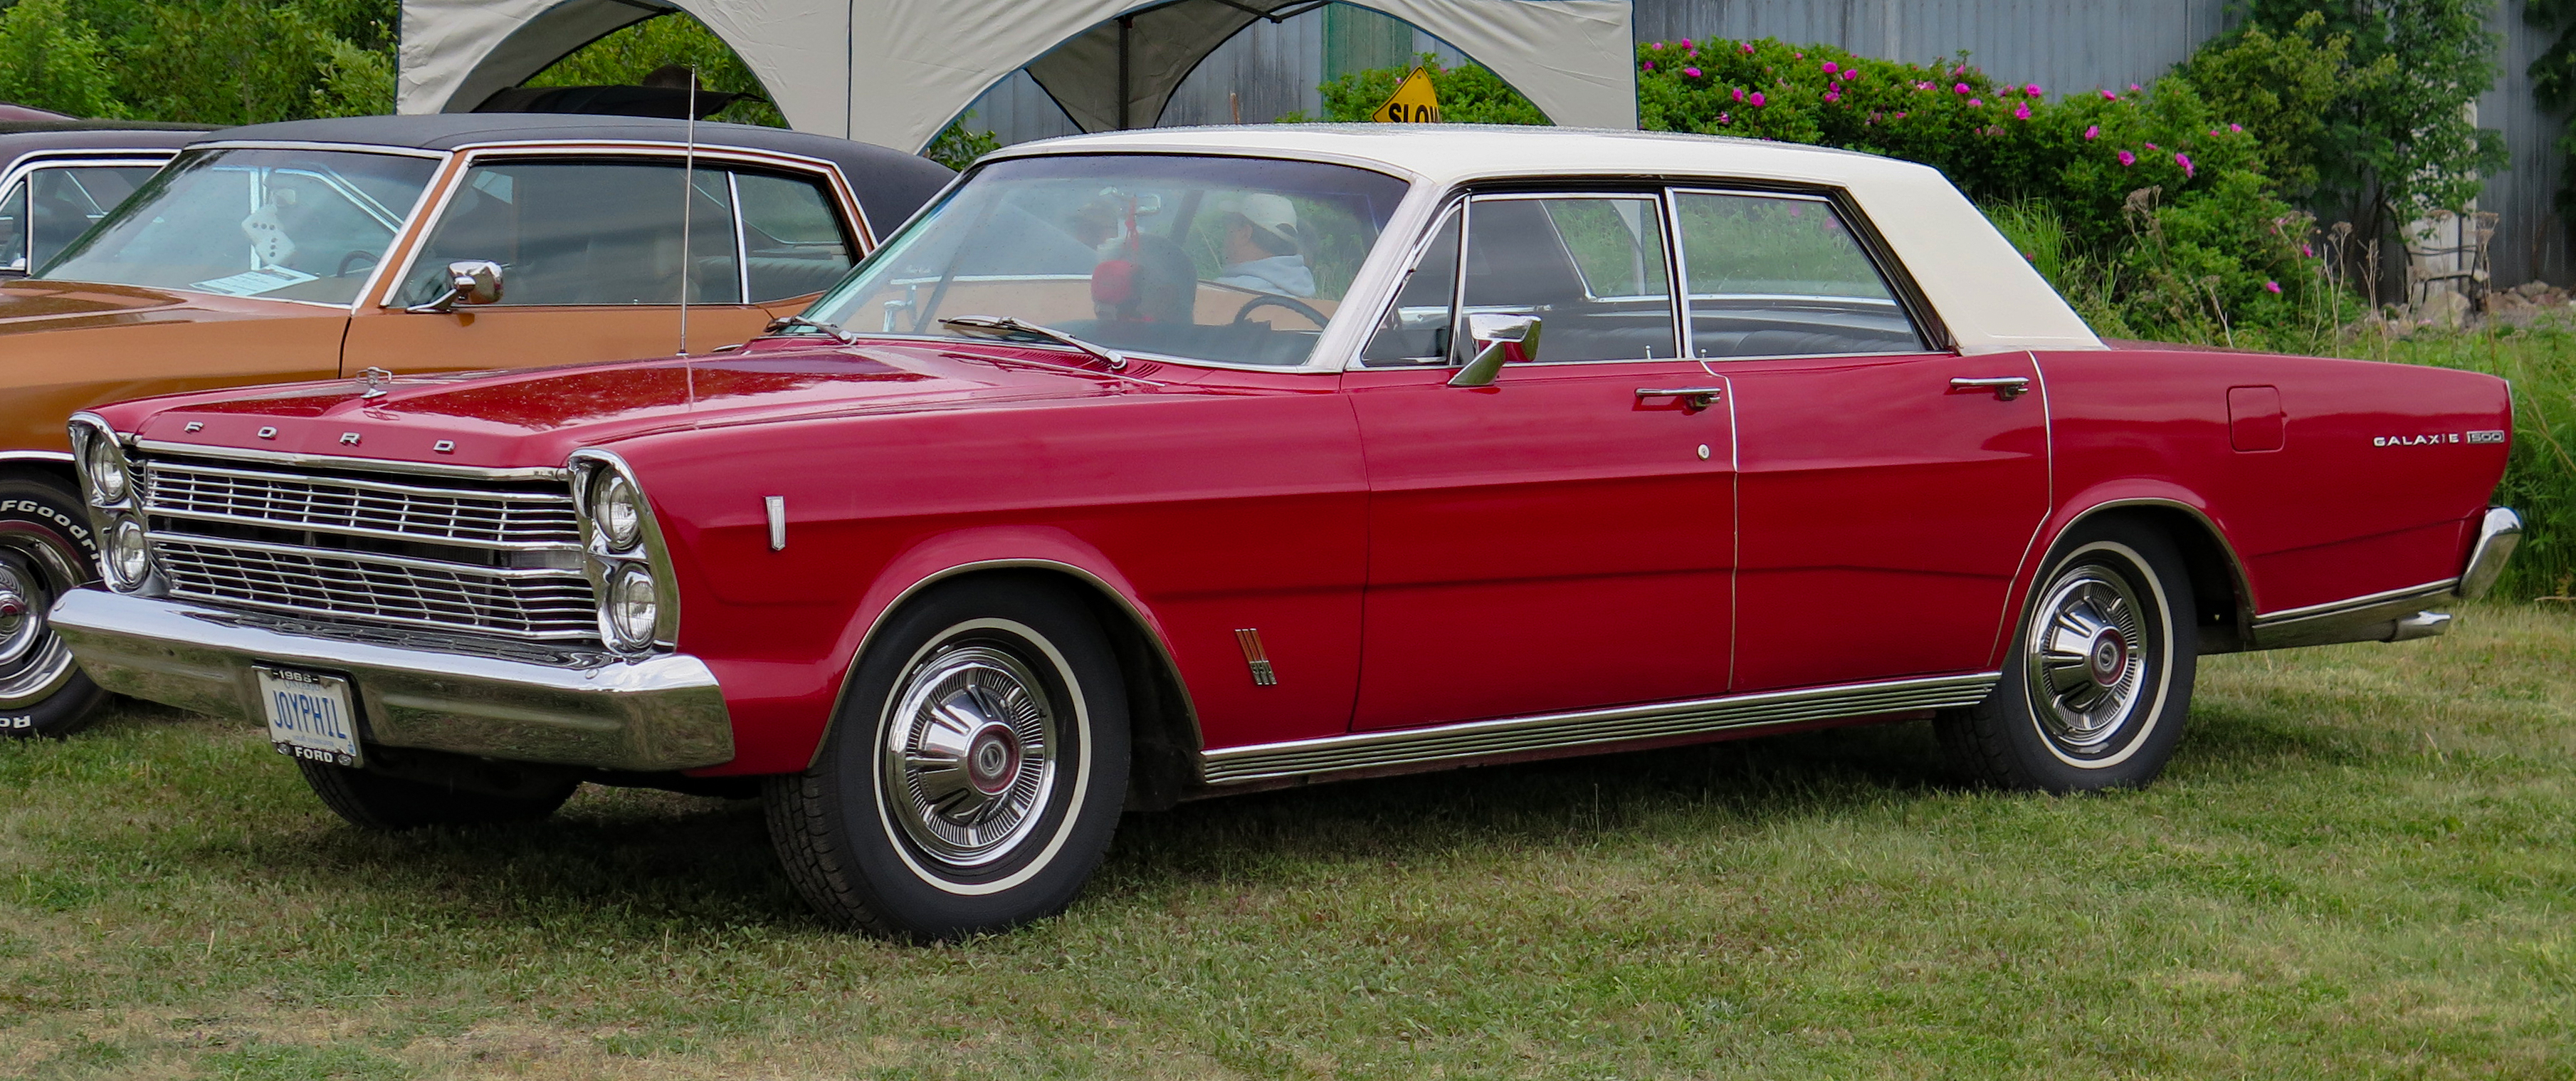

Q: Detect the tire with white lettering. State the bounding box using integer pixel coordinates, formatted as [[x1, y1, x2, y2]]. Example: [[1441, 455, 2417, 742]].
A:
[[296, 753, 580, 831], [0, 475, 107, 738], [1937, 521, 2198, 792], [764, 577, 1130, 940]]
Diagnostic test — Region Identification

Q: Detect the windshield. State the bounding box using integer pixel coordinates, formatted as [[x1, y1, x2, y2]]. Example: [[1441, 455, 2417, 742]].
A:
[[801, 153, 1411, 367], [39, 148, 437, 305]]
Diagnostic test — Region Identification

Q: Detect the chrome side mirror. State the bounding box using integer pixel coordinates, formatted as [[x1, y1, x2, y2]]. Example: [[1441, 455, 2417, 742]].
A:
[[405, 259, 504, 313], [1448, 312, 1542, 388]]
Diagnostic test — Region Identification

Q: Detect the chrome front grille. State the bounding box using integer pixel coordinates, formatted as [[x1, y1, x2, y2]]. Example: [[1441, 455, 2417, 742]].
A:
[[144, 459, 580, 547], [137, 452, 596, 644]]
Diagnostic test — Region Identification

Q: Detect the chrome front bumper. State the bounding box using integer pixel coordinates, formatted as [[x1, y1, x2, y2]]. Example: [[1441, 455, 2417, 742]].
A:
[[48, 588, 734, 771], [2246, 506, 2522, 650]]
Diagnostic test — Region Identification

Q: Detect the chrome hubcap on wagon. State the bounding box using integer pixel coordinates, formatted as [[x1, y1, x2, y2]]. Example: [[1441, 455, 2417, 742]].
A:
[[0, 554, 76, 709], [2026, 564, 2150, 754], [880, 644, 1060, 870]]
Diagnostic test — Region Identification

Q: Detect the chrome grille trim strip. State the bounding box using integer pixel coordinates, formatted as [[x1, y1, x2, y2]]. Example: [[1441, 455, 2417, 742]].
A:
[[1200, 672, 1999, 785], [152, 533, 584, 580], [135, 439, 571, 482]]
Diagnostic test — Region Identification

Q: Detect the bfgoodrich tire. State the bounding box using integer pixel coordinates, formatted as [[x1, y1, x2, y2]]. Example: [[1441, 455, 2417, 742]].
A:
[[0, 474, 109, 738], [764, 577, 1130, 940], [1938, 521, 2198, 793]]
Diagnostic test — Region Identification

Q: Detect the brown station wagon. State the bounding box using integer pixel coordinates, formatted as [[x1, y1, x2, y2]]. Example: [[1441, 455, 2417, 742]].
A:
[[0, 113, 954, 736]]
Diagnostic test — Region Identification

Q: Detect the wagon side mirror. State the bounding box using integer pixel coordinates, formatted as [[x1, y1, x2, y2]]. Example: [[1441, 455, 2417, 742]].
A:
[[1449, 312, 1542, 388], [406, 260, 504, 313]]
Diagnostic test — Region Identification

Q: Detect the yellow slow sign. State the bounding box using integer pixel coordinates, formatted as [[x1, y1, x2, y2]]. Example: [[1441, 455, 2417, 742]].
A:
[[1371, 68, 1441, 123]]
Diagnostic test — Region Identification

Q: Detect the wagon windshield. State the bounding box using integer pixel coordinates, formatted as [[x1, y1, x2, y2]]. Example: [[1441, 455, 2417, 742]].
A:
[[38, 147, 436, 306], [800, 152, 1411, 367]]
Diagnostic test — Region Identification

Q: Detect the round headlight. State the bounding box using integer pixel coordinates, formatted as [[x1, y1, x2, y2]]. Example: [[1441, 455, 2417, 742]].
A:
[[589, 470, 643, 552], [600, 564, 658, 651], [84, 444, 130, 504], [103, 517, 151, 590]]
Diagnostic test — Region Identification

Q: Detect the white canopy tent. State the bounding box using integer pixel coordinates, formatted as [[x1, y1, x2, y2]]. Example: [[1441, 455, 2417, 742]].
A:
[[396, 0, 1636, 152]]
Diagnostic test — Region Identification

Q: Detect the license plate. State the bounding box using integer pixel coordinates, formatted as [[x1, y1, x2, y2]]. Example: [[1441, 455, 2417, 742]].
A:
[[256, 667, 362, 767]]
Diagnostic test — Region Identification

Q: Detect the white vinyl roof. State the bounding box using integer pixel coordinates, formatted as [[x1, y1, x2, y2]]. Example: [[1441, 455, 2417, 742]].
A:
[[397, 0, 1639, 155], [1000, 125, 2104, 355]]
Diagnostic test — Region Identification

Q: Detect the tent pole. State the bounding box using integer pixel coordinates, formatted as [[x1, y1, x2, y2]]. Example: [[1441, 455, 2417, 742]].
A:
[[1117, 14, 1133, 129]]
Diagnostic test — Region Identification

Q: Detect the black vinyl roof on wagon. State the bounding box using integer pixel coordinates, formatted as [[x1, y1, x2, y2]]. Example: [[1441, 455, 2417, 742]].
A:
[[194, 113, 956, 240]]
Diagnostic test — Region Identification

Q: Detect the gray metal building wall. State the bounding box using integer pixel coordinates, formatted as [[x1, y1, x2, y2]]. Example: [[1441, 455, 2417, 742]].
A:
[[955, 1, 2569, 286]]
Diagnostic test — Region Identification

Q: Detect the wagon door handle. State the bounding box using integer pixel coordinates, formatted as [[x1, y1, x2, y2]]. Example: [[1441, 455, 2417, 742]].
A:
[[1636, 387, 1724, 409], [1949, 376, 2031, 400]]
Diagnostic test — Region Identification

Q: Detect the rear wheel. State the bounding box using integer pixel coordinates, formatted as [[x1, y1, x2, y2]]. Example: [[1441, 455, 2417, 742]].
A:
[[0, 475, 107, 738], [1938, 521, 2197, 792], [764, 577, 1130, 940]]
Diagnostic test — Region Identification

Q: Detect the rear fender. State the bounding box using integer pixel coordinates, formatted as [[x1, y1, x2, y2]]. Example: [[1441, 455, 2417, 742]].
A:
[[1994, 482, 2256, 664]]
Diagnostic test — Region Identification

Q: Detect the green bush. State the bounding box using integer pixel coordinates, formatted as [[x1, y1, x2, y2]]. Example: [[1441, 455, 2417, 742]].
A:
[[1303, 54, 1548, 125]]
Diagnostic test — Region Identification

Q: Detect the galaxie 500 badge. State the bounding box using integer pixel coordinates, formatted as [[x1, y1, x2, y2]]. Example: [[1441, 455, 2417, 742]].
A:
[[2377, 430, 2506, 446]]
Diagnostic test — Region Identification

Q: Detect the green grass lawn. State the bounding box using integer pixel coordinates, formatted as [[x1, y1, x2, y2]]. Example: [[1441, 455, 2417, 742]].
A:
[[3, 606, 2572, 1079]]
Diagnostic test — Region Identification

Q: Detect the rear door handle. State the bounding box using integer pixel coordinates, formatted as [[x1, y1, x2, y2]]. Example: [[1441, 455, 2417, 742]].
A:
[[1636, 387, 1724, 409], [1949, 376, 2031, 400]]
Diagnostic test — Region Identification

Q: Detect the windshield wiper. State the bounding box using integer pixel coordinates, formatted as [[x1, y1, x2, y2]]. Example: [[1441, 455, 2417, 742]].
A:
[[938, 315, 1128, 371], [759, 315, 855, 344]]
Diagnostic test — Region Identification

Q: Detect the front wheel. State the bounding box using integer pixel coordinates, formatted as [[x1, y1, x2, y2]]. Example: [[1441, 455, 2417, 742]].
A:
[[764, 577, 1130, 940], [0, 475, 109, 738], [1938, 522, 2197, 792]]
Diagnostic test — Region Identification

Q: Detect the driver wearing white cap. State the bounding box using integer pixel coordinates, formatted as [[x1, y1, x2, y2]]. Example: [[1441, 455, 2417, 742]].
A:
[[1211, 193, 1317, 298]]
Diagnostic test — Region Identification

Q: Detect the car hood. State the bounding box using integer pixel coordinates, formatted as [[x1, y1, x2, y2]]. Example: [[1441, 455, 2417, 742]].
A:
[[92, 337, 1206, 471], [0, 278, 327, 331]]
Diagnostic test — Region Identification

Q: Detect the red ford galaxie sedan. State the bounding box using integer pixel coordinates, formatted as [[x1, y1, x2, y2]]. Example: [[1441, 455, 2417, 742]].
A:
[[50, 127, 2520, 938]]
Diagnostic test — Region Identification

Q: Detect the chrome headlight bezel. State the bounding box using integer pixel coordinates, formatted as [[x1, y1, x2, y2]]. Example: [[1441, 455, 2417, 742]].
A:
[[600, 563, 659, 652], [589, 469, 644, 553], [69, 413, 132, 510], [100, 515, 153, 592], [569, 449, 679, 658]]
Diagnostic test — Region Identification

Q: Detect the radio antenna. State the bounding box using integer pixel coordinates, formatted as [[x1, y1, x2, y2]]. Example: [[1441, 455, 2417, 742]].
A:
[[677, 66, 698, 358]]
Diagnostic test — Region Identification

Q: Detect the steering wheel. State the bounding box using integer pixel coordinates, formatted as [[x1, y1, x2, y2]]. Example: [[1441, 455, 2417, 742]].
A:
[[335, 250, 379, 278], [1231, 293, 1329, 329]]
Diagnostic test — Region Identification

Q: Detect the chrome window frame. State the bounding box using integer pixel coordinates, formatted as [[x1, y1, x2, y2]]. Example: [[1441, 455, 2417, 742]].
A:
[[38, 141, 451, 313], [0, 152, 181, 274], [372, 141, 868, 312], [1448, 189, 1684, 367]]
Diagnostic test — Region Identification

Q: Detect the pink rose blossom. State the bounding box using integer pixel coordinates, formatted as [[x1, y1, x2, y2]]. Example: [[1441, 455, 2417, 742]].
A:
[[2117, 150, 2136, 166], [2014, 103, 2031, 119], [1740, 42, 1755, 54], [2129, 83, 2143, 93], [2229, 123, 2242, 132], [1652, 41, 1663, 49], [1822, 61, 1839, 73], [2101, 89, 2118, 100], [2025, 83, 2042, 95], [1955, 83, 1971, 94], [2083, 125, 2100, 140], [1839, 69, 1855, 81], [1682, 66, 1701, 78], [1749, 91, 1767, 107], [1678, 38, 1691, 48], [1733, 87, 1745, 102], [1968, 98, 1983, 107], [1641, 61, 1655, 70], [2264, 281, 2281, 294], [2144, 142, 2158, 150], [1794, 51, 1804, 59], [2176, 152, 2194, 177], [1824, 90, 1841, 103], [2303, 244, 2315, 257]]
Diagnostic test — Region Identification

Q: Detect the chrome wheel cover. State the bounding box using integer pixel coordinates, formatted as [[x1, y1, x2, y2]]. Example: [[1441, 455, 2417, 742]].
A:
[[2024, 563, 2150, 755], [0, 551, 76, 709], [880, 643, 1061, 870]]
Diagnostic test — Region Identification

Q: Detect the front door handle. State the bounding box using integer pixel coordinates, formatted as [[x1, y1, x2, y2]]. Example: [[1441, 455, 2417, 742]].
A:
[[1637, 386, 1724, 409], [1949, 376, 2031, 401]]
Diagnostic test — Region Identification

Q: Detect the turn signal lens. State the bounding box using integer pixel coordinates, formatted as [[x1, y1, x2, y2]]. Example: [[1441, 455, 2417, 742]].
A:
[[83, 442, 130, 504], [601, 564, 658, 651], [104, 517, 150, 590], [590, 470, 643, 552]]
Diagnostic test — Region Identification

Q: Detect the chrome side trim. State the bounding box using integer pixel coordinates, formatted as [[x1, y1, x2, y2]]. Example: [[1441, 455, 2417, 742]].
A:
[[2247, 578, 2460, 651], [134, 439, 569, 482], [0, 450, 74, 464], [49, 587, 732, 771], [1199, 672, 1999, 786]]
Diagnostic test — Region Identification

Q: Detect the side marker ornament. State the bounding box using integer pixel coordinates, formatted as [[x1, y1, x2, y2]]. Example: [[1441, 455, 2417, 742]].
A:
[[1234, 627, 1278, 686]]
